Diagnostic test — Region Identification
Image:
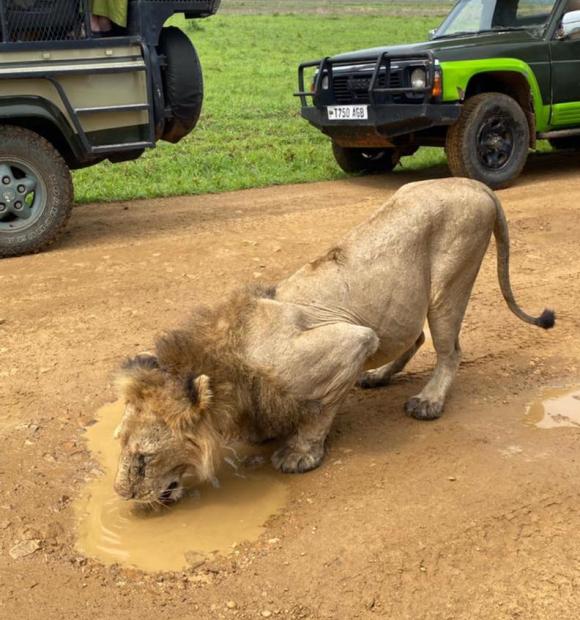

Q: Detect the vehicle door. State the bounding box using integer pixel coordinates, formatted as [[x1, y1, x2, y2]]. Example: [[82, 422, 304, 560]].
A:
[[550, 0, 580, 126]]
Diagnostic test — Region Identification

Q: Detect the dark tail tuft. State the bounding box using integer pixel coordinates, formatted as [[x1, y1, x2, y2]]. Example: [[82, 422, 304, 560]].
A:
[[535, 309, 556, 330]]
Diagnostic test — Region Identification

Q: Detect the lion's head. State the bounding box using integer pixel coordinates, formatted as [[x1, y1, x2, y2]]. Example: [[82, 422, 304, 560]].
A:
[[113, 354, 220, 506]]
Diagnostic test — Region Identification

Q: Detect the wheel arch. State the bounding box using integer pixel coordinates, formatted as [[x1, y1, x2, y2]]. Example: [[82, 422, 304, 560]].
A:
[[440, 58, 549, 142], [0, 99, 89, 169], [465, 71, 536, 147]]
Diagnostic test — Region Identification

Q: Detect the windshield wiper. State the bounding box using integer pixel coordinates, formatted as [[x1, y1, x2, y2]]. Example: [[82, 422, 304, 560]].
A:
[[432, 30, 478, 39], [480, 26, 529, 33], [433, 30, 479, 39], [433, 25, 530, 39]]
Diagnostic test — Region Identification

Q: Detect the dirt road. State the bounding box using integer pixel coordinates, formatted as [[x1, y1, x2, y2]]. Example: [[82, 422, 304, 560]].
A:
[[2, 153, 580, 619]]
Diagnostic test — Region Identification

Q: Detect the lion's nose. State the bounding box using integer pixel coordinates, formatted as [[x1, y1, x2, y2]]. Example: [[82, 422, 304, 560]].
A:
[[113, 481, 135, 500]]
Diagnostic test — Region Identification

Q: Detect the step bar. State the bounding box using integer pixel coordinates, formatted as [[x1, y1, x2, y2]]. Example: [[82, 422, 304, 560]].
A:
[[538, 127, 580, 140]]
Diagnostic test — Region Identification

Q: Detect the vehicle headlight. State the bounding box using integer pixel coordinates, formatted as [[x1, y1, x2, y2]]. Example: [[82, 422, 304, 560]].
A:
[[411, 67, 427, 90]]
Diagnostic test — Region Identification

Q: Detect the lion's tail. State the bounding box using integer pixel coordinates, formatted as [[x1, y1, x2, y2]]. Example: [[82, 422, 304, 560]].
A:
[[485, 186, 555, 330]]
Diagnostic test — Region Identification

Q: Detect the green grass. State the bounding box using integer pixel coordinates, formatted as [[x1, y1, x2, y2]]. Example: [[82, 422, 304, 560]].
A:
[[218, 1, 454, 16], [73, 12, 454, 203]]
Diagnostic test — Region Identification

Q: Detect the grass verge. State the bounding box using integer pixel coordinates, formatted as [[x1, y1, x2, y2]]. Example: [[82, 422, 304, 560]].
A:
[[73, 13, 448, 203], [73, 11, 550, 204]]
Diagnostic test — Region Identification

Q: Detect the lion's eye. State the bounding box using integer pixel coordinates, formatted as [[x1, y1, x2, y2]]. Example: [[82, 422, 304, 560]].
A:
[[136, 454, 152, 477]]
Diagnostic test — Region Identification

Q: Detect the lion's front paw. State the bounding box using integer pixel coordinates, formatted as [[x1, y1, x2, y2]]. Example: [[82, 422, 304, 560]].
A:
[[404, 396, 443, 421], [271, 443, 324, 474]]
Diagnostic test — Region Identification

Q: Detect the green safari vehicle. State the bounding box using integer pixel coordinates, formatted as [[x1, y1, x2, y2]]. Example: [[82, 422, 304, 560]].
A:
[[297, 0, 580, 189]]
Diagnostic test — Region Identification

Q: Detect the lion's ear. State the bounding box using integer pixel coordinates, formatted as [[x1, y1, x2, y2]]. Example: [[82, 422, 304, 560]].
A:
[[122, 353, 160, 371], [184, 374, 212, 412], [115, 354, 163, 402], [164, 374, 212, 434]]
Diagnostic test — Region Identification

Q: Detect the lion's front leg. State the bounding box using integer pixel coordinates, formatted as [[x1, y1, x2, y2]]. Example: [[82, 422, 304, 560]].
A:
[[269, 321, 379, 474], [271, 403, 335, 473]]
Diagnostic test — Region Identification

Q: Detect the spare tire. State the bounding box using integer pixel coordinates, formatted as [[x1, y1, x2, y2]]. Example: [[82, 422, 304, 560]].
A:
[[157, 27, 204, 144]]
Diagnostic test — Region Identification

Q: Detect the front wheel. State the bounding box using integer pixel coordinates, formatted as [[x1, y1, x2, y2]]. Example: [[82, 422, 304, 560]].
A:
[[0, 126, 73, 258], [445, 93, 530, 189], [331, 143, 399, 174]]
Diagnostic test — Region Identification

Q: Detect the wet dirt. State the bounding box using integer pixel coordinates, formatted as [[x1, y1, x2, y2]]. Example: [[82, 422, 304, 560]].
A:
[[525, 386, 580, 429], [3, 156, 580, 619], [76, 402, 288, 572]]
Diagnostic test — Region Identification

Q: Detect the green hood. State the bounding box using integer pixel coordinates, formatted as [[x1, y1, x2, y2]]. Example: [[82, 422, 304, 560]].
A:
[[331, 29, 546, 65]]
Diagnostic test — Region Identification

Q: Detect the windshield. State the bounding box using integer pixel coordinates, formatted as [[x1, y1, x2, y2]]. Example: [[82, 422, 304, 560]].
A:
[[435, 0, 558, 38]]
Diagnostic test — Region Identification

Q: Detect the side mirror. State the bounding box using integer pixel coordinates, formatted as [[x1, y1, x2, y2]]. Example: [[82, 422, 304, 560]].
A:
[[428, 28, 438, 40], [557, 10, 580, 39]]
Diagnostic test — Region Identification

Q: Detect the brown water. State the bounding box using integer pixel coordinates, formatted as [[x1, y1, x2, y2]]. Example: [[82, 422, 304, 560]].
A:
[[525, 386, 580, 429], [75, 402, 288, 572]]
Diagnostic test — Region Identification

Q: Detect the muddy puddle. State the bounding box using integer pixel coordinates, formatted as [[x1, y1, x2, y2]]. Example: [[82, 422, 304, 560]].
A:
[[75, 402, 288, 572], [525, 386, 580, 429]]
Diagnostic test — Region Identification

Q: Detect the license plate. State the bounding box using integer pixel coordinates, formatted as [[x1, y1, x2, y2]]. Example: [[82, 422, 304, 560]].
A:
[[327, 105, 368, 121]]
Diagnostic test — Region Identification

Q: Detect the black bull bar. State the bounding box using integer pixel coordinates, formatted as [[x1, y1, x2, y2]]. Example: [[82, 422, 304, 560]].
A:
[[294, 51, 461, 145], [295, 50, 437, 107]]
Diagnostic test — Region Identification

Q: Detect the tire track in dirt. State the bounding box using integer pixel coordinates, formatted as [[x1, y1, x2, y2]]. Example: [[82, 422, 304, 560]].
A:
[[2, 155, 580, 619]]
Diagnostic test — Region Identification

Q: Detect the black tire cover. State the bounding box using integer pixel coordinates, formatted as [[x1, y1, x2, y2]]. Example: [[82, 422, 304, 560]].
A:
[[158, 27, 203, 144]]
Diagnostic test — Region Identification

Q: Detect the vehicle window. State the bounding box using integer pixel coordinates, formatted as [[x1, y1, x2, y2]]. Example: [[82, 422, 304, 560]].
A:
[[1, 0, 86, 42], [435, 0, 557, 38], [511, 0, 557, 26]]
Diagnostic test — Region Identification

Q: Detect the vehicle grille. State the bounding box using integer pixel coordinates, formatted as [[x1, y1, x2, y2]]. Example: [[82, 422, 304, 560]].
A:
[[332, 70, 405, 104]]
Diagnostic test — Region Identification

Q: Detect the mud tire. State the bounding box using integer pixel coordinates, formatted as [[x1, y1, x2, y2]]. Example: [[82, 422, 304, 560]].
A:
[[0, 126, 73, 259], [332, 143, 398, 174], [445, 92, 529, 189]]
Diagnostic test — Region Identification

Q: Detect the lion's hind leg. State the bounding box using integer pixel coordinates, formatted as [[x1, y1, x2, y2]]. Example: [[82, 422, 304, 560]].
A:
[[358, 332, 425, 389], [404, 303, 465, 420]]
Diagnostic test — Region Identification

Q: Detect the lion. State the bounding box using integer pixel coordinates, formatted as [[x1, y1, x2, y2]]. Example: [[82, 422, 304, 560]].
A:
[[112, 178, 554, 505]]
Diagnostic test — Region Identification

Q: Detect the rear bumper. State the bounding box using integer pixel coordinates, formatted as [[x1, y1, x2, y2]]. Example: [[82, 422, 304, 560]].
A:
[[301, 103, 461, 146]]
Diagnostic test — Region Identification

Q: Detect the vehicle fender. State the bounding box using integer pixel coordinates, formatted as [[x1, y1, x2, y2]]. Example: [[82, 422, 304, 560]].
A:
[[0, 97, 86, 166], [439, 58, 550, 132]]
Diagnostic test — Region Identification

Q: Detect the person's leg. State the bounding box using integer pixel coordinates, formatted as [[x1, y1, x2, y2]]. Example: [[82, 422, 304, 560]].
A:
[[91, 15, 113, 34]]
